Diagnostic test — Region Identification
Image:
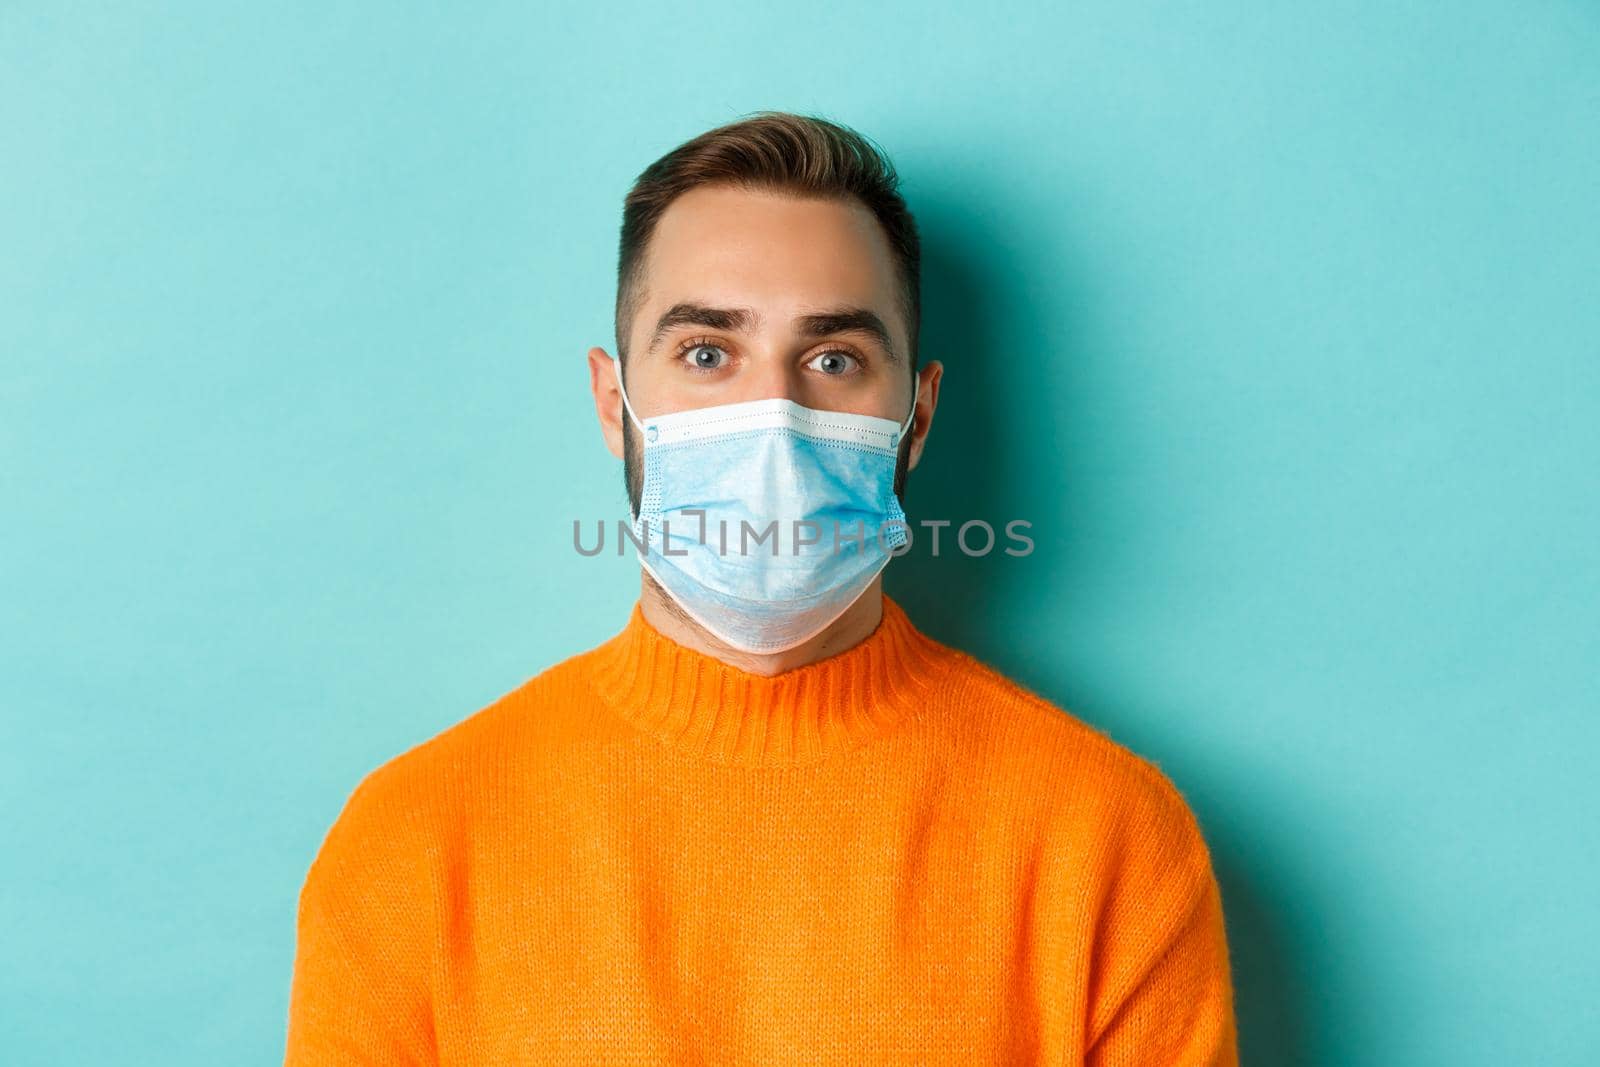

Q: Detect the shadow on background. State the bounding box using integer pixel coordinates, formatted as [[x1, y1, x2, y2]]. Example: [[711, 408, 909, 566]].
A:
[[886, 196, 1315, 1064]]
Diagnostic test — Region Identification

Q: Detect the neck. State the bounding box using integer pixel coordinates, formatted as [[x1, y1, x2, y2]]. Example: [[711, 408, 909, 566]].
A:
[[638, 573, 887, 677]]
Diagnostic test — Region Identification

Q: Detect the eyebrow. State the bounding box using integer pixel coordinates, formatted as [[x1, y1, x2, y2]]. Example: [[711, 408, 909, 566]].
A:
[[648, 303, 758, 353], [647, 301, 901, 362], [796, 307, 900, 363]]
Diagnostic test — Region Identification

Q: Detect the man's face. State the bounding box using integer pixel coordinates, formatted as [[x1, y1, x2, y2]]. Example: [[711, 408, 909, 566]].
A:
[[589, 185, 938, 515]]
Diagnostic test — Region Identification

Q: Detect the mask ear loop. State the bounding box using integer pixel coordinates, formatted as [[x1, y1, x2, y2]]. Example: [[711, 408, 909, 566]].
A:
[[611, 358, 647, 433], [895, 374, 920, 444]]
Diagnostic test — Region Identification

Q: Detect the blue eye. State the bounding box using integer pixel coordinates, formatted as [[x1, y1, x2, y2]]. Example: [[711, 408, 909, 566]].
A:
[[684, 344, 729, 371], [808, 350, 859, 376]]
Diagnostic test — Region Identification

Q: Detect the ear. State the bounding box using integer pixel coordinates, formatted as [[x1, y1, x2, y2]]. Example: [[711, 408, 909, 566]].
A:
[[905, 360, 944, 472], [587, 347, 627, 460]]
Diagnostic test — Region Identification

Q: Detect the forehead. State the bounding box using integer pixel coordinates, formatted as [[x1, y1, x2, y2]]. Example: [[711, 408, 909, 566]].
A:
[[633, 185, 906, 347]]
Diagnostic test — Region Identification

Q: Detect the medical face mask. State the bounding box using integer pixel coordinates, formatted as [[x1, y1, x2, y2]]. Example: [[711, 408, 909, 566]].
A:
[[613, 359, 918, 654]]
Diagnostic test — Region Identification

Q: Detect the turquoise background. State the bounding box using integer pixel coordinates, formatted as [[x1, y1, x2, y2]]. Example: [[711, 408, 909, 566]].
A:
[[3, 3, 1596, 1063]]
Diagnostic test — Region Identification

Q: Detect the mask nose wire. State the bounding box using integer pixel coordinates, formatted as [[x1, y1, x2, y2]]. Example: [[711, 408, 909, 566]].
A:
[[611, 358, 647, 433], [617, 356, 919, 440]]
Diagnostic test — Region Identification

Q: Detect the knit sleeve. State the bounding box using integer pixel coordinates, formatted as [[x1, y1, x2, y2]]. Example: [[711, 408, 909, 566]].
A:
[[283, 772, 438, 1067], [1083, 771, 1239, 1067]]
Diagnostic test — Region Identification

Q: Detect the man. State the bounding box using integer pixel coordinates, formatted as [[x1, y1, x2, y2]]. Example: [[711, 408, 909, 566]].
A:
[[285, 112, 1239, 1065]]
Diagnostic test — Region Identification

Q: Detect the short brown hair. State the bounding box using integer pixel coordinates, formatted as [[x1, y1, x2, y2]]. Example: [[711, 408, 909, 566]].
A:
[[614, 111, 921, 371]]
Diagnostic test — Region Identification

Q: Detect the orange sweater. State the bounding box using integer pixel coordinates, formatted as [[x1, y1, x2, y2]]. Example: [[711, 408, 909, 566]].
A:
[[284, 595, 1238, 1065]]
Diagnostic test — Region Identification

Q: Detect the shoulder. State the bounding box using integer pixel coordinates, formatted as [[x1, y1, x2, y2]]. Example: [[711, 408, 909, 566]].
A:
[[304, 650, 601, 886], [933, 643, 1213, 865], [390, 626, 629, 777]]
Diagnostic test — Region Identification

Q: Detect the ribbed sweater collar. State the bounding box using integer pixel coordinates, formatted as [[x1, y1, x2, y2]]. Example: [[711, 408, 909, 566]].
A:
[[585, 593, 950, 767]]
